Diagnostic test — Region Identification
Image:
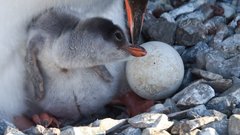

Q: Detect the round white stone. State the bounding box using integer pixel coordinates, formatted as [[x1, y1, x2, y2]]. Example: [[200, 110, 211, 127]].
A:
[[126, 41, 184, 100]]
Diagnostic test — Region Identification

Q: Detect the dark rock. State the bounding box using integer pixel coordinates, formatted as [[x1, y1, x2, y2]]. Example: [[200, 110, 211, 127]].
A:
[[218, 2, 236, 19], [205, 78, 233, 93], [204, 16, 226, 35], [163, 98, 180, 113], [143, 15, 177, 45], [168, 105, 208, 120], [168, 0, 209, 19], [175, 19, 206, 46], [181, 42, 209, 63], [173, 45, 186, 55], [191, 68, 223, 81], [180, 68, 194, 89], [149, 103, 170, 114], [176, 4, 214, 22]]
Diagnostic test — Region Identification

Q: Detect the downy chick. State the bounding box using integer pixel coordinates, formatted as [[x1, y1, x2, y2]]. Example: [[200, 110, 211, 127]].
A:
[[25, 8, 146, 122]]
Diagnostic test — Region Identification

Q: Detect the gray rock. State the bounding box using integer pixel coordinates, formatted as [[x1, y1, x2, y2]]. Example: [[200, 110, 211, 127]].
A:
[[196, 47, 211, 69], [206, 52, 240, 78], [0, 119, 15, 135], [163, 98, 180, 113], [206, 110, 227, 120], [198, 128, 219, 135], [207, 80, 240, 115], [232, 108, 240, 114], [173, 45, 186, 55], [218, 2, 236, 19], [218, 34, 240, 57], [210, 24, 231, 48], [149, 103, 170, 114], [202, 118, 228, 135], [220, 77, 240, 96], [228, 114, 240, 135], [142, 129, 171, 135], [119, 127, 141, 135], [180, 68, 194, 89], [186, 105, 209, 119], [4, 127, 26, 135], [172, 80, 205, 102], [181, 42, 209, 63], [207, 96, 235, 115], [168, 0, 208, 19], [205, 79, 233, 93], [175, 83, 215, 108], [25, 125, 60, 135], [176, 4, 214, 23], [128, 113, 173, 130], [204, 16, 226, 35], [61, 126, 105, 135], [168, 105, 208, 120], [90, 118, 126, 133], [191, 68, 223, 81], [142, 16, 177, 45], [171, 116, 219, 134], [175, 19, 206, 46]]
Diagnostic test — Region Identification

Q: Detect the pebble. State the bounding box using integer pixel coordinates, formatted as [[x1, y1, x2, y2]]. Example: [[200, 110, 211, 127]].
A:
[[228, 114, 240, 135], [202, 118, 228, 135], [24, 125, 60, 135], [119, 127, 141, 135], [171, 116, 219, 134], [61, 126, 105, 135], [181, 42, 209, 63], [128, 113, 173, 130], [142, 129, 171, 135], [198, 128, 219, 135], [149, 103, 170, 114], [175, 18, 206, 46], [191, 68, 223, 81], [173, 83, 215, 108], [90, 118, 126, 133], [142, 16, 177, 45], [0, 120, 15, 135], [4, 127, 25, 135]]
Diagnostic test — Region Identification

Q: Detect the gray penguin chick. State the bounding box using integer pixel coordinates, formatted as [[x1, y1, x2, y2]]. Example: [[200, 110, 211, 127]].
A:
[[25, 8, 146, 122]]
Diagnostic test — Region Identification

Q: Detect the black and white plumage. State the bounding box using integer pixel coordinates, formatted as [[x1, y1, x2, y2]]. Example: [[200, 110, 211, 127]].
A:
[[0, 0, 127, 122], [25, 7, 135, 121]]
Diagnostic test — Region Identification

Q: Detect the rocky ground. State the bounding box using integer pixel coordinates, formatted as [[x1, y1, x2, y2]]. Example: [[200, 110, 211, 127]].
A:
[[2, 0, 240, 135]]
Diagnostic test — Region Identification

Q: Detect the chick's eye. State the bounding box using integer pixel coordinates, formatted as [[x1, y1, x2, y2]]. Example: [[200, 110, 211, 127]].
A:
[[114, 31, 123, 41]]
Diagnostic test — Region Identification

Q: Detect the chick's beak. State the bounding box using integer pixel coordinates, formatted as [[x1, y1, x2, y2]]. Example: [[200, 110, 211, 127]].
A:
[[125, 0, 148, 45], [123, 45, 147, 57]]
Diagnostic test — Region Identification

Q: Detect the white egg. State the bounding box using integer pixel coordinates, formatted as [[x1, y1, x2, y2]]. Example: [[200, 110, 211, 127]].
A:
[[126, 41, 184, 100]]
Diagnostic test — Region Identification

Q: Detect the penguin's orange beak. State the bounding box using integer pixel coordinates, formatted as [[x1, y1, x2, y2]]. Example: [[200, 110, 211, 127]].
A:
[[123, 45, 147, 57], [125, 0, 148, 45]]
